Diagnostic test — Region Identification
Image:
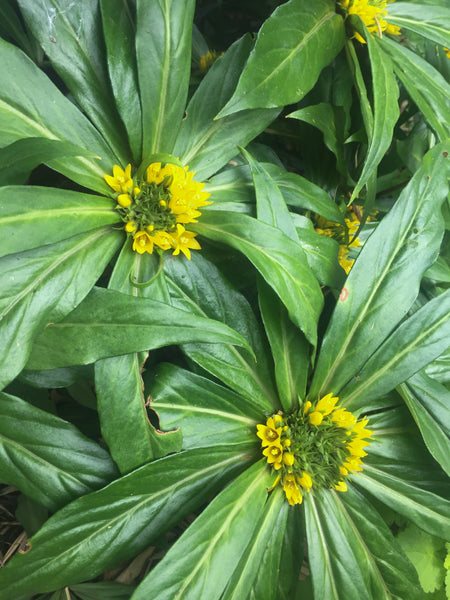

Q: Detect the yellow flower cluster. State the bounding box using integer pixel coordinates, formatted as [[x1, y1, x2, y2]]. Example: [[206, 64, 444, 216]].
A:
[[199, 50, 223, 73], [315, 216, 361, 274], [303, 393, 373, 480], [257, 415, 313, 506], [257, 395, 372, 506], [339, 0, 401, 44], [105, 163, 211, 259]]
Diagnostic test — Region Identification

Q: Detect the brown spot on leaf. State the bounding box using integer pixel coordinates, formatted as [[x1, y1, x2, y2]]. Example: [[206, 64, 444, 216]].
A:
[[339, 287, 349, 302]]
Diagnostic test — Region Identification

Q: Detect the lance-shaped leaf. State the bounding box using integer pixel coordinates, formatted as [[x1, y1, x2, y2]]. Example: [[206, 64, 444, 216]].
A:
[[194, 211, 323, 348], [146, 363, 262, 449], [0, 186, 119, 258], [221, 489, 289, 600], [0, 445, 254, 599], [131, 461, 271, 600], [340, 289, 450, 411], [309, 143, 449, 399], [95, 244, 181, 475], [0, 138, 99, 186], [347, 18, 400, 203], [398, 370, 450, 477], [164, 252, 277, 409], [0, 227, 122, 390], [217, 0, 345, 116], [173, 35, 279, 181], [305, 487, 421, 600], [136, 0, 195, 157], [0, 391, 118, 512], [17, 0, 128, 163], [25, 286, 253, 370], [387, 3, 450, 48], [355, 468, 450, 541], [0, 37, 116, 193], [380, 37, 450, 141], [354, 407, 450, 539], [100, 0, 142, 161]]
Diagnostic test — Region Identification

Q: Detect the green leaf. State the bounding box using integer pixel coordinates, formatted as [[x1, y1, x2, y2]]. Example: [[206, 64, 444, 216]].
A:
[[398, 370, 450, 477], [194, 211, 323, 348], [356, 467, 450, 541], [0, 0, 41, 60], [348, 21, 400, 202], [258, 279, 310, 411], [25, 286, 253, 370], [387, 3, 450, 48], [130, 461, 271, 600], [266, 163, 345, 225], [70, 582, 135, 600], [173, 35, 280, 181], [288, 103, 347, 176], [136, 0, 195, 158], [164, 252, 277, 410], [218, 0, 345, 116], [340, 289, 450, 411], [309, 143, 449, 400], [221, 488, 288, 600], [146, 363, 261, 449], [397, 522, 447, 594], [0, 186, 118, 257], [0, 138, 99, 186], [95, 243, 181, 474], [100, 0, 142, 161], [17, 0, 129, 163], [305, 487, 422, 600], [0, 227, 122, 390], [0, 38, 117, 193], [0, 391, 118, 512], [242, 147, 298, 241], [0, 446, 253, 599], [381, 38, 450, 141]]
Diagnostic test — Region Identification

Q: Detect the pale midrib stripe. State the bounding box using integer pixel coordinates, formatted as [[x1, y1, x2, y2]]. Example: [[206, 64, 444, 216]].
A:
[[344, 308, 448, 405], [174, 467, 267, 598], [319, 179, 431, 395], [0, 226, 110, 322], [0, 207, 115, 224], [154, 402, 255, 425]]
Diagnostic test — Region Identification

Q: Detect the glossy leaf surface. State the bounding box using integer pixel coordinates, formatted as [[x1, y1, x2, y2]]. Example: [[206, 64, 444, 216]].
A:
[[0, 446, 254, 599], [0, 228, 122, 390], [17, 0, 128, 162], [0, 391, 118, 511], [131, 461, 271, 600], [26, 287, 252, 370], [0, 186, 118, 257], [310, 143, 449, 399], [147, 363, 261, 449], [0, 37, 116, 192], [218, 0, 345, 116], [136, 0, 195, 157], [387, 3, 450, 48], [195, 211, 323, 347]]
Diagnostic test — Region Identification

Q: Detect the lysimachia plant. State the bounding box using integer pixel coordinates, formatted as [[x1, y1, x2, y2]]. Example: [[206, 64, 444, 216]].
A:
[[0, 0, 449, 599]]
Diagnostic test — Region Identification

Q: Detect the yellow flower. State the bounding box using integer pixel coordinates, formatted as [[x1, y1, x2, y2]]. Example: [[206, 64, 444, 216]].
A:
[[125, 221, 137, 233], [341, 0, 401, 44], [309, 411, 323, 426], [335, 481, 348, 492], [171, 225, 201, 260], [444, 47, 450, 59], [132, 230, 154, 255], [283, 475, 303, 506], [256, 417, 282, 447], [104, 164, 133, 193], [117, 193, 132, 208], [315, 392, 340, 416], [199, 50, 223, 73], [297, 471, 313, 492], [331, 407, 357, 428], [263, 445, 284, 469], [283, 452, 295, 466]]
